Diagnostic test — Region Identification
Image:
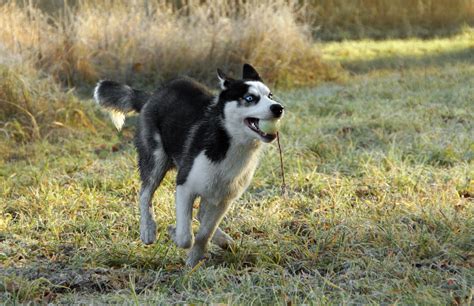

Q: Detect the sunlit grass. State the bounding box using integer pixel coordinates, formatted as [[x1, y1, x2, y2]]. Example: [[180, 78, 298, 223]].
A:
[[320, 27, 474, 72]]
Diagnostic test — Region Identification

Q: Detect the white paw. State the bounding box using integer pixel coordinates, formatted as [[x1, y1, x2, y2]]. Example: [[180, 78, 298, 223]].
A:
[[168, 225, 194, 249], [140, 220, 156, 245], [186, 246, 207, 267], [212, 231, 235, 249]]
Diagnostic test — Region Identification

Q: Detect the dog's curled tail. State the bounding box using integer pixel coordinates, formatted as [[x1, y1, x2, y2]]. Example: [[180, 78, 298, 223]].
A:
[[93, 80, 150, 130]]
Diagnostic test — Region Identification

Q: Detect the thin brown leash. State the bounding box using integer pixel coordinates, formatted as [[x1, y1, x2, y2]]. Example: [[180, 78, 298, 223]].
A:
[[276, 132, 287, 196]]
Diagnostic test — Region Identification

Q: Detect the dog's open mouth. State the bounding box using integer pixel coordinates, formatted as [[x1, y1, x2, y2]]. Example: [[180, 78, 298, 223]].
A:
[[244, 118, 277, 142]]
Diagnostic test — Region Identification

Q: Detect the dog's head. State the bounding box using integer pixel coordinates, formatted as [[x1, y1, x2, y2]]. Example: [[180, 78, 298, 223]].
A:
[[217, 64, 284, 143]]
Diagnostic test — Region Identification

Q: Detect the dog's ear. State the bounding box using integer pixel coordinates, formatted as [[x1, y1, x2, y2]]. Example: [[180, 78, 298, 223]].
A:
[[217, 68, 233, 89], [242, 63, 262, 81]]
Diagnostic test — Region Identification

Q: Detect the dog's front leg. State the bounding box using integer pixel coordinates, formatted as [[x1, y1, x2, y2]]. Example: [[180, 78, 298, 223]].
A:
[[186, 200, 231, 267], [168, 185, 195, 249], [198, 200, 235, 249]]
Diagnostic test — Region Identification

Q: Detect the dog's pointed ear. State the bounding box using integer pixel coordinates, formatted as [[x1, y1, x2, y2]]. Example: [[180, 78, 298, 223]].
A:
[[217, 68, 232, 89], [242, 63, 262, 81]]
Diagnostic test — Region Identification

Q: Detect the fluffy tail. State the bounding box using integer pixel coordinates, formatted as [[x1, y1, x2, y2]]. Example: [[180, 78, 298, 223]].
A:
[[93, 80, 150, 130]]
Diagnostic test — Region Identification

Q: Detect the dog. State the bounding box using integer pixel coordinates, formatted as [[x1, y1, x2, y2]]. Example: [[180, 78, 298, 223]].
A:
[[93, 64, 284, 266]]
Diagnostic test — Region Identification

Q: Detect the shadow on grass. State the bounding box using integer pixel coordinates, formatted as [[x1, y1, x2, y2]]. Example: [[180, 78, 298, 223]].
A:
[[342, 46, 474, 74], [316, 23, 474, 42], [0, 262, 175, 303]]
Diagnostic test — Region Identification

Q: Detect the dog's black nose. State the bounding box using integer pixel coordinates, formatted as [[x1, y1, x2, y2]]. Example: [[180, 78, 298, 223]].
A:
[[270, 104, 284, 117]]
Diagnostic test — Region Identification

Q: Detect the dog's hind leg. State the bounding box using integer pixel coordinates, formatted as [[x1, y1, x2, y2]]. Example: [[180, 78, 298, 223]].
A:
[[138, 146, 170, 245], [198, 200, 235, 249], [186, 199, 232, 267]]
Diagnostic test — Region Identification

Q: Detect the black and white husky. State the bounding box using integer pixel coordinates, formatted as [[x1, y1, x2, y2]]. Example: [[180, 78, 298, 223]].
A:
[[93, 64, 284, 266]]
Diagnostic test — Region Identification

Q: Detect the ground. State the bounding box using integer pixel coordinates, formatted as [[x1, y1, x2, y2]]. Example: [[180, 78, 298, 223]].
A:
[[1, 32, 473, 304]]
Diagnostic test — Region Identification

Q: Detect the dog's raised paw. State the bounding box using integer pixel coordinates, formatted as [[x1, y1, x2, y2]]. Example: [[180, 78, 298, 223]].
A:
[[140, 220, 157, 245], [212, 231, 235, 250], [186, 247, 208, 267]]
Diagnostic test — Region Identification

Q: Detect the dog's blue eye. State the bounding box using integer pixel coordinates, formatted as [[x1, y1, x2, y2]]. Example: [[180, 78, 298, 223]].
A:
[[244, 95, 254, 102]]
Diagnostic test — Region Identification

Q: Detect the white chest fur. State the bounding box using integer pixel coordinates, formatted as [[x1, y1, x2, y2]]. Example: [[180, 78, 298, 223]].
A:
[[184, 142, 262, 205]]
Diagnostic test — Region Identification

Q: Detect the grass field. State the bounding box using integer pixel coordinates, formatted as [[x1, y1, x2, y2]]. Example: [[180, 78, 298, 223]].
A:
[[1, 29, 474, 304]]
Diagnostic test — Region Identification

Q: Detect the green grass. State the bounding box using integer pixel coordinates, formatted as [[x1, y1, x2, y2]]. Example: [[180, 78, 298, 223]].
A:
[[320, 27, 474, 74], [1, 34, 473, 304]]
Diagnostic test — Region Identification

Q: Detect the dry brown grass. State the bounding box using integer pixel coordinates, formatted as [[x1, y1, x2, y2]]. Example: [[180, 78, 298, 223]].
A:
[[310, 0, 474, 40], [0, 63, 100, 142], [0, 0, 338, 140], [1, 0, 472, 141], [0, 0, 337, 89]]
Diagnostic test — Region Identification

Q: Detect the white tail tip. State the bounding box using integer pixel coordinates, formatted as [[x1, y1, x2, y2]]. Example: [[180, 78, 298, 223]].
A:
[[110, 110, 126, 131], [93, 80, 103, 104]]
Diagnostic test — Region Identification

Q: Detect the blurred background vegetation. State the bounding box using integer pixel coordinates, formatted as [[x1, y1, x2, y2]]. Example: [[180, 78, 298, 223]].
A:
[[16, 0, 474, 40], [310, 0, 474, 40], [0, 0, 473, 140], [2, 0, 473, 89]]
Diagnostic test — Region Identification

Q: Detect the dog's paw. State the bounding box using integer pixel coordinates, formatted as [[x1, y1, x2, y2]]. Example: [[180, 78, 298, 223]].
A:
[[140, 220, 157, 245], [212, 230, 235, 250], [168, 225, 194, 249], [186, 247, 208, 267]]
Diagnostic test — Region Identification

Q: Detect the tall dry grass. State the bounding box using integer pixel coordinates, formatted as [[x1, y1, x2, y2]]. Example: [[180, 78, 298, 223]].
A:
[[0, 62, 100, 142], [310, 0, 474, 40], [0, 0, 338, 141], [0, 0, 336, 89], [2, 0, 472, 141]]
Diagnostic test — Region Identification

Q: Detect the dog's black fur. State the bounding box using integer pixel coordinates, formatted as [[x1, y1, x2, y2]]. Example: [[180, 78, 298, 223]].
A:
[[94, 64, 284, 266]]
